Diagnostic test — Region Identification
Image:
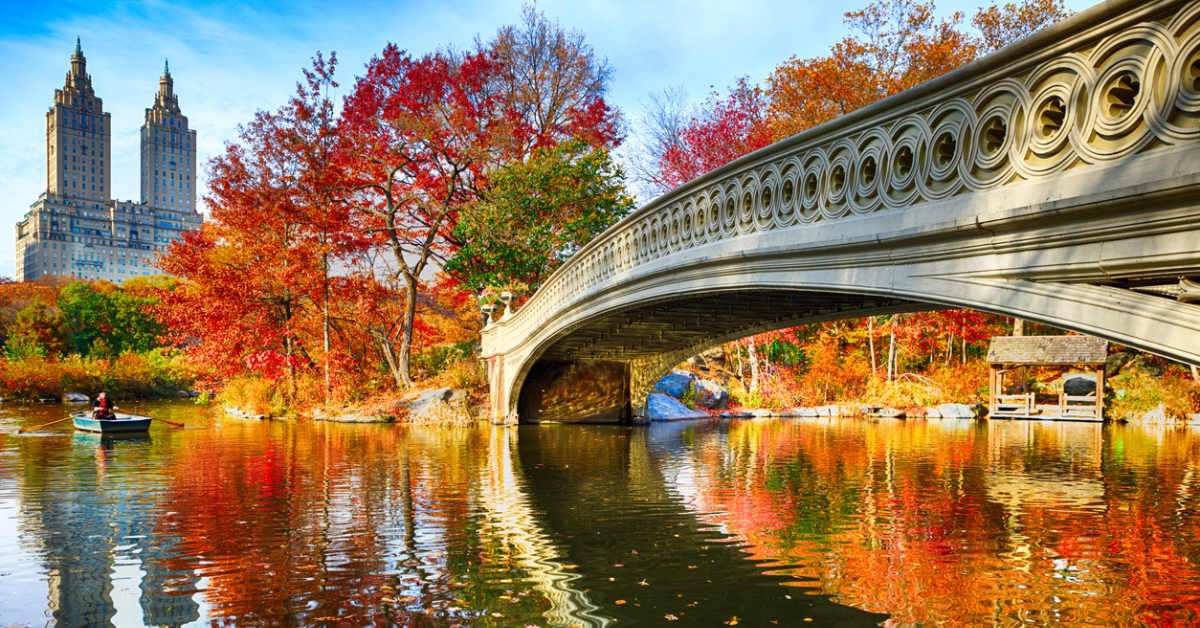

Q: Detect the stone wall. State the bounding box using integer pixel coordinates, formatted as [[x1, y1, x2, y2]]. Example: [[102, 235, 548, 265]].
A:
[[518, 360, 630, 424]]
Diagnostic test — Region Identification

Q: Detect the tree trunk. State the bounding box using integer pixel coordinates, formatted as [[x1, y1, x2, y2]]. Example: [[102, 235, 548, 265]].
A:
[[322, 250, 331, 402], [748, 341, 760, 395], [1013, 318, 1025, 336], [887, 324, 897, 382], [1192, 365, 1200, 383], [868, 317, 877, 375], [396, 273, 419, 388]]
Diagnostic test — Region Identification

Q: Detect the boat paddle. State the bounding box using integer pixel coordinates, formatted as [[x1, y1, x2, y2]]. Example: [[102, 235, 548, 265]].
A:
[[128, 403, 184, 428], [18, 411, 89, 434]]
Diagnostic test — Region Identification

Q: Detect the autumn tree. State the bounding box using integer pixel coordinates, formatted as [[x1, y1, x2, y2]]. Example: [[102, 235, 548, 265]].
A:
[[446, 137, 635, 292], [340, 47, 525, 388], [768, 0, 978, 139], [478, 3, 623, 151], [651, 78, 774, 190], [4, 295, 68, 358], [973, 0, 1073, 52], [158, 56, 352, 388]]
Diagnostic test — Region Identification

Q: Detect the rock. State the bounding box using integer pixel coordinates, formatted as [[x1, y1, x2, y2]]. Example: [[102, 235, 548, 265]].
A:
[[176, 390, 190, 398], [695, 347, 727, 369], [776, 408, 797, 417], [405, 387, 454, 410], [693, 378, 730, 410], [409, 400, 473, 426], [1063, 373, 1100, 396], [324, 413, 395, 423], [1140, 404, 1168, 423], [751, 408, 774, 418], [937, 403, 977, 418], [876, 407, 905, 418], [647, 393, 710, 421], [796, 407, 819, 417], [653, 370, 698, 400], [62, 391, 90, 403], [924, 407, 942, 418]]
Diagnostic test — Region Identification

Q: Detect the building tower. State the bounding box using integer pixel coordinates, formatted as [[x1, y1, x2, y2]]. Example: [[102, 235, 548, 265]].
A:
[[46, 38, 112, 202], [140, 60, 198, 214], [15, 42, 204, 282]]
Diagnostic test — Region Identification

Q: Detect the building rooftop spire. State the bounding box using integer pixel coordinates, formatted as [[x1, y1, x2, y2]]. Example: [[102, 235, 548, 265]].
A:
[[164, 59, 170, 77], [75, 37, 81, 54]]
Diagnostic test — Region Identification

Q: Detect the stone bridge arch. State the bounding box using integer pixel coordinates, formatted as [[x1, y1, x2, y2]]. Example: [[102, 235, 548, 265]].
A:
[[482, 0, 1200, 423]]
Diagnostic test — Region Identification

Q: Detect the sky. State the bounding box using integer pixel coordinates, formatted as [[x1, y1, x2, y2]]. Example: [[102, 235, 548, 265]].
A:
[[0, 0, 1099, 279]]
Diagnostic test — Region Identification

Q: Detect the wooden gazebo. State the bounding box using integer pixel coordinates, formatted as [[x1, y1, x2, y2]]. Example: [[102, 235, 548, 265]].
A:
[[986, 335, 1108, 421]]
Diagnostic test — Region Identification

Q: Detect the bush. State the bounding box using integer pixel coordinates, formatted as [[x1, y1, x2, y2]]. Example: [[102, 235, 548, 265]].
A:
[[0, 350, 199, 401], [1110, 365, 1200, 420]]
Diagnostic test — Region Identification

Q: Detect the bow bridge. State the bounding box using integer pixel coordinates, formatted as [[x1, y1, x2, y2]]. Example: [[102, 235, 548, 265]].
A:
[[482, 0, 1200, 423]]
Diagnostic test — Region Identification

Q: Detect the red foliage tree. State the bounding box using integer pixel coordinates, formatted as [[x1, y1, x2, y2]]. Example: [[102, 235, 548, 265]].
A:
[[158, 55, 359, 390], [339, 46, 527, 387], [653, 78, 774, 190]]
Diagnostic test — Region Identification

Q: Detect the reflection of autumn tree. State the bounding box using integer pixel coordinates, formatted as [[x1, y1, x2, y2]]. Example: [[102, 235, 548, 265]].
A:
[[668, 419, 1200, 626], [151, 424, 552, 625]]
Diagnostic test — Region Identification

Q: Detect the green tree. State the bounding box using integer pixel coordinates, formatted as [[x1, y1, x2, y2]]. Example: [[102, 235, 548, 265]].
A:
[[446, 138, 636, 292], [58, 281, 113, 356]]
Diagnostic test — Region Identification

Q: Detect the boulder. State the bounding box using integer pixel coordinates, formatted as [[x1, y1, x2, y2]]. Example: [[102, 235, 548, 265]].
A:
[[653, 370, 698, 400], [924, 407, 942, 418], [647, 393, 710, 421], [751, 408, 774, 418], [693, 378, 730, 410], [1063, 373, 1100, 396], [63, 391, 90, 403], [1139, 404, 1169, 424], [690, 347, 727, 370], [795, 407, 819, 417], [937, 403, 977, 418], [876, 407, 905, 418]]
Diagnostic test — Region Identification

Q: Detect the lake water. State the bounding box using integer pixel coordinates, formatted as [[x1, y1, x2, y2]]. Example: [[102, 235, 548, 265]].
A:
[[2, 403, 1199, 627]]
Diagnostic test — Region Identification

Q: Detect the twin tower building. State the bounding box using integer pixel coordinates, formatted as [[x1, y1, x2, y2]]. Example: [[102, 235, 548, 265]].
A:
[[15, 39, 204, 282]]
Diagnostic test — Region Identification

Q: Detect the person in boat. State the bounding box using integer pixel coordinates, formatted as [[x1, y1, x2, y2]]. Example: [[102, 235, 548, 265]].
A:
[[92, 391, 118, 420]]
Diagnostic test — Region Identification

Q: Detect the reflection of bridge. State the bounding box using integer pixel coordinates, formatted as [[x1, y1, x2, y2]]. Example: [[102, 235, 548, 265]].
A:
[[483, 0, 1200, 422]]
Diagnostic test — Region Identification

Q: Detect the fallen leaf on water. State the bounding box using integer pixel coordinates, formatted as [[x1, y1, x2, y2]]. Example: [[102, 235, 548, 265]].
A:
[[631, 550, 638, 554], [665, 614, 678, 620], [613, 564, 624, 567], [639, 579, 649, 586], [725, 617, 739, 625], [615, 600, 626, 605]]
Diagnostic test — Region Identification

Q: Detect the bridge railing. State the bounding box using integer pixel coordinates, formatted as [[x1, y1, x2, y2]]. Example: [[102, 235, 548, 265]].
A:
[[483, 0, 1200, 358]]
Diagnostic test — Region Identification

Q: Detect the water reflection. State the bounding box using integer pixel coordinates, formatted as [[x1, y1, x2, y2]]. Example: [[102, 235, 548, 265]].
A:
[[651, 417, 1200, 627], [4, 404, 1200, 626]]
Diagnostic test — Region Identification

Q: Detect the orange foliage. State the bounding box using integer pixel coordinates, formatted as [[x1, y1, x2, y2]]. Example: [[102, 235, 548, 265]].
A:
[[767, 0, 1073, 140]]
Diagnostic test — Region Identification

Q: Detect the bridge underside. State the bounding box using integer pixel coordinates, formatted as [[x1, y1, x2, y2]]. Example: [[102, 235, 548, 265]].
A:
[[518, 290, 927, 423], [536, 290, 920, 362]]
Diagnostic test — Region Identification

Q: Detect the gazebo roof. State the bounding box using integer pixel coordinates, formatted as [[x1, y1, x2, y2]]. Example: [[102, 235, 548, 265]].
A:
[[986, 335, 1108, 365]]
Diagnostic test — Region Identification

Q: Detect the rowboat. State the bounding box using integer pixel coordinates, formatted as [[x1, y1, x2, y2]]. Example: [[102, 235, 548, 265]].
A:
[[71, 411, 153, 433]]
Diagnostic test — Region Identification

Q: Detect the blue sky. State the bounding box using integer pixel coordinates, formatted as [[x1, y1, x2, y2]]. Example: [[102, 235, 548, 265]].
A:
[[0, 0, 1098, 278]]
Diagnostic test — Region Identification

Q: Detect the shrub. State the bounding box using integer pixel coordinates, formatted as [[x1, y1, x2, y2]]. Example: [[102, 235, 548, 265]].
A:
[[1110, 365, 1200, 420]]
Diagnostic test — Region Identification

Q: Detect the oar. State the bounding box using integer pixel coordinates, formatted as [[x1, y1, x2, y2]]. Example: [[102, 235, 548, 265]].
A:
[[129, 404, 184, 428], [19, 411, 88, 434]]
